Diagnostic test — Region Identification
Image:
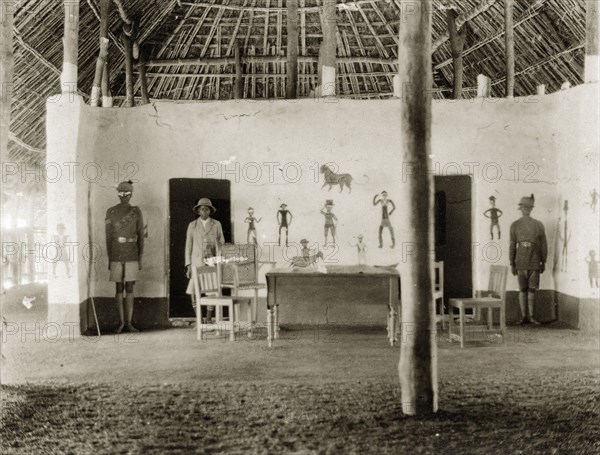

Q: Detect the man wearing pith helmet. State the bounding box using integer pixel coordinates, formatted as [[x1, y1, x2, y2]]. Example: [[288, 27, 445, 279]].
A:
[[105, 180, 145, 333], [185, 198, 225, 322], [509, 194, 548, 325]]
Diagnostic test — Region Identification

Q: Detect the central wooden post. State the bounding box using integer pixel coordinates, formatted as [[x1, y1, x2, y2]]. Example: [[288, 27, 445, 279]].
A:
[[1, 0, 15, 291], [286, 0, 299, 99], [446, 9, 466, 99], [585, 0, 600, 82], [319, 0, 336, 96], [61, 0, 79, 96], [504, 0, 515, 97], [398, 0, 437, 416]]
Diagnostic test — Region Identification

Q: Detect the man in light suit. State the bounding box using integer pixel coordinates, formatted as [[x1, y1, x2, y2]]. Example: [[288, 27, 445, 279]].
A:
[[185, 198, 225, 322]]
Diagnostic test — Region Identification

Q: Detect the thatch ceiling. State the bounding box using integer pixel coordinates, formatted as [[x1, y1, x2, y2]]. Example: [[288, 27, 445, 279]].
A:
[[8, 0, 587, 167]]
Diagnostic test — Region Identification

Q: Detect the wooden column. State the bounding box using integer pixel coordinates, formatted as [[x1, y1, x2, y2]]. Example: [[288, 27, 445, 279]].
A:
[[139, 50, 150, 104], [504, 0, 515, 97], [61, 0, 79, 95], [122, 24, 134, 107], [1, 0, 15, 291], [398, 0, 437, 416], [585, 0, 599, 82], [234, 43, 243, 99], [91, 0, 110, 106], [319, 0, 336, 96], [286, 0, 299, 99], [446, 9, 466, 99], [477, 74, 491, 97], [101, 54, 113, 107]]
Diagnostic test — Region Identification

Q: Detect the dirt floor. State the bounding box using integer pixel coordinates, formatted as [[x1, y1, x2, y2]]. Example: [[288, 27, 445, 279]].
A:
[[1, 284, 599, 454]]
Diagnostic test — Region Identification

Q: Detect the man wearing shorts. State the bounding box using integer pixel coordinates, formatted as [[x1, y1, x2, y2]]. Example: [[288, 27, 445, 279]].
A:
[[105, 181, 145, 333], [509, 194, 547, 325]]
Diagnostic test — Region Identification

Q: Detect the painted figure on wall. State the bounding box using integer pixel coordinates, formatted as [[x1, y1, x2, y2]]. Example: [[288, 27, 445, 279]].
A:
[[320, 164, 353, 193], [350, 234, 367, 265], [321, 200, 338, 245], [373, 191, 396, 248], [585, 250, 599, 288], [277, 203, 293, 247], [105, 181, 145, 333], [483, 195, 503, 240], [590, 188, 598, 213], [185, 198, 225, 323], [509, 194, 548, 325], [52, 223, 71, 278], [244, 207, 262, 245], [558, 200, 571, 272], [291, 239, 324, 268]]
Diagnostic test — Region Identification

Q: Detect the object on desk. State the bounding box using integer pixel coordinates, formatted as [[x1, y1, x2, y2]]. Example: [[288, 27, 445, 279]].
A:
[[290, 251, 324, 269]]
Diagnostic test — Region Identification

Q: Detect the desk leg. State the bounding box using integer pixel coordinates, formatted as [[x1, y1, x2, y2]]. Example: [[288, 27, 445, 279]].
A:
[[274, 305, 279, 339], [267, 309, 273, 348], [388, 306, 395, 347]]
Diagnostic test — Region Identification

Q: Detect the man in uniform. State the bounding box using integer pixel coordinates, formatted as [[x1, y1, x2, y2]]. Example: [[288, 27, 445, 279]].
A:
[[105, 181, 144, 333], [509, 194, 547, 325]]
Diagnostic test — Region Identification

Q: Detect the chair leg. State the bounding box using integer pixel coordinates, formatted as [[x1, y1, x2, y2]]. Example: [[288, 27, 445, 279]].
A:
[[274, 304, 279, 339], [459, 306, 465, 348], [197, 301, 201, 341], [500, 305, 507, 346], [487, 306, 493, 330], [267, 309, 273, 348], [448, 301, 454, 341]]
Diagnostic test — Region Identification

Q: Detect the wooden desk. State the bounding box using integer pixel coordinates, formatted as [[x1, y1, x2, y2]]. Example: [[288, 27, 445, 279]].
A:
[[265, 265, 400, 347]]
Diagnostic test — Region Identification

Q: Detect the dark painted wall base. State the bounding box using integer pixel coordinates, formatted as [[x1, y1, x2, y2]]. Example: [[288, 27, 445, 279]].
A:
[[557, 292, 600, 331], [81, 297, 171, 334]]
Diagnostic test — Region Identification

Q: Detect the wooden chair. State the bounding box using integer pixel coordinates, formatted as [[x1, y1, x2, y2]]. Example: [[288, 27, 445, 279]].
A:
[[191, 265, 251, 341], [433, 261, 445, 328], [448, 265, 508, 348], [221, 243, 274, 325]]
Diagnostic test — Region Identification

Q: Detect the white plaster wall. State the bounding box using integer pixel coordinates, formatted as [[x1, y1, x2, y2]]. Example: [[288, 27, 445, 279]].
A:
[[48, 85, 598, 302]]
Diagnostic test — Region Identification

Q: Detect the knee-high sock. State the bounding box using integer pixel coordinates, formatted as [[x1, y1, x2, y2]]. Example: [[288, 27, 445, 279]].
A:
[[518, 291, 527, 320], [116, 293, 124, 325], [527, 291, 536, 320], [125, 293, 135, 324]]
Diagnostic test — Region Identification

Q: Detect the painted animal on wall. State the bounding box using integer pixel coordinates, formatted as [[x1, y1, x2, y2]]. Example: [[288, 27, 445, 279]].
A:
[[290, 239, 324, 268], [483, 195, 503, 240], [320, 164, 353, 193]]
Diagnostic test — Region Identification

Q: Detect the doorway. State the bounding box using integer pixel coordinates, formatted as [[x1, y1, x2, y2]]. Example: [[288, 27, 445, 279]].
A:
[[434, 175, 472, 307], [168, 178, 232, 318]]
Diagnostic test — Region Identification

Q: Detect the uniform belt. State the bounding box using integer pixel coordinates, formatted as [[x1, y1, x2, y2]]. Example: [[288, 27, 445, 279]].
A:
[[117, 237, 137, 243], [518, 241, 533, 247]]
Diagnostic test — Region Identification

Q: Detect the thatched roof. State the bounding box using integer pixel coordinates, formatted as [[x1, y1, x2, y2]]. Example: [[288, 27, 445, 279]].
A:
[[8, 0, 587, 168]]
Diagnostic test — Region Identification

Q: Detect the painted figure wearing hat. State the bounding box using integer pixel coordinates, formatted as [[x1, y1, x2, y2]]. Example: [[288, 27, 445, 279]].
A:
[[373, 191, 396, 248], [105, 181, 145, 333], [277, 203, 293, 247], [185, 198, 225, 322], [509, 194, 548, 325], [320, 200, 338, 245], [244, 207, 262, 245], [484, 195, 503, 240]]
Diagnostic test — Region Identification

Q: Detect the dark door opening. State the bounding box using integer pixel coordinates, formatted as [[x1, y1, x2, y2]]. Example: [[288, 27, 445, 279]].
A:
[[434, 175, 472, 307], [168, 178, 232, 318]]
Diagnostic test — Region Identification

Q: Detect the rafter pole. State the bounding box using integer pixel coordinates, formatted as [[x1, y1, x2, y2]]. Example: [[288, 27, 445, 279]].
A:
[[61, 0, 79, 96], [286, 0, 299, 98], [504, 0, 515, 97], [585, 0, 600, 82], [234, 42, 243, 99], [398, 0, 437, 416]]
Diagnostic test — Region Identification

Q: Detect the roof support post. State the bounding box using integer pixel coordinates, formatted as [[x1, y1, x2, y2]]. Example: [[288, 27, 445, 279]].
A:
[[397, 0, 438, 416], [286, 0, 299, 99], [446, 9, 466, 99], [61, 0, 80, 96], [585, 0, 600, 82], [318, 0, 336, 96], [504, 0, 515, 98], [91, 0, 110, 106]]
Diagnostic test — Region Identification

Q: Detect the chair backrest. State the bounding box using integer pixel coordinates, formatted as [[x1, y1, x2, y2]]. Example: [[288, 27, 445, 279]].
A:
[[192, 266, 221, 297], [433, 261, 444, 295], [221, 243, 259, 284], [487, 265, 508, 300]]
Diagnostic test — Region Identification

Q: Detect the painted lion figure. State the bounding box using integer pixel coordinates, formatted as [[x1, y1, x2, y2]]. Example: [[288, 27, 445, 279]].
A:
[[320, 165, 353, 193]]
